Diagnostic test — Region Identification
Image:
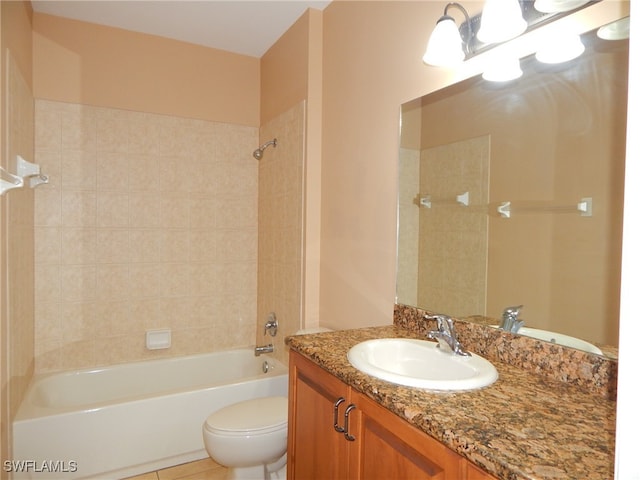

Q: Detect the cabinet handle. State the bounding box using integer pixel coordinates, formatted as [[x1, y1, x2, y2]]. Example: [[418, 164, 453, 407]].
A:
[[343, 404, 357, 441], [333, 397, 346, 433]]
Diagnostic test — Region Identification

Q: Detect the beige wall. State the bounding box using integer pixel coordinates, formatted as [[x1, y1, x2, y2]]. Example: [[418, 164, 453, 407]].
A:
[[1, 0, 34, 471], [320, 1, 460, 330], [32, 13, 260, 127], [260, 11, 310, 125]]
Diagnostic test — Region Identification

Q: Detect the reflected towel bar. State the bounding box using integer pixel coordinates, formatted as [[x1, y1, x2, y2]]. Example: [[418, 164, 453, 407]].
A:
[[418, 191, 469, 209], [497, 197, 593, 218]]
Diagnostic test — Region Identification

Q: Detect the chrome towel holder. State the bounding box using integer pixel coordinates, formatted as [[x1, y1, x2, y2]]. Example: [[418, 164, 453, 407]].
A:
[[0, 155, 49, 196]]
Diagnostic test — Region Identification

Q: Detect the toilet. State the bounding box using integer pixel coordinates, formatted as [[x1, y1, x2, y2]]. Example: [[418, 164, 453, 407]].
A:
[[202, 396, 288, 480]]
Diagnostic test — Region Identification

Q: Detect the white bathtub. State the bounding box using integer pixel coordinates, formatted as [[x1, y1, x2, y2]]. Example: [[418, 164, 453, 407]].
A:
[[12, 348, 288, 480]]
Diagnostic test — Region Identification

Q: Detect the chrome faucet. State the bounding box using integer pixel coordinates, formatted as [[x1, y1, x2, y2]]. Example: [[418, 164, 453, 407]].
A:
[[425, 314, 470, 356], [500, 305, 524, 333], [254, 344, 274, 356], [255, 313, 278, 356]]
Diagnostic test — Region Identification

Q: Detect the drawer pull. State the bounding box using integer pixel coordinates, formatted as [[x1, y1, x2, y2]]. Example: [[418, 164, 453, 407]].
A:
[[343, 404, 357, 441], [333, 397, 346, 433]]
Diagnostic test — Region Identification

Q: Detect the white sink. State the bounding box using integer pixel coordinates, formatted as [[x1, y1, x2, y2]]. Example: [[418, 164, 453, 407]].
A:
[[510, 327, 603, 355], [347, 338, 498, 391]]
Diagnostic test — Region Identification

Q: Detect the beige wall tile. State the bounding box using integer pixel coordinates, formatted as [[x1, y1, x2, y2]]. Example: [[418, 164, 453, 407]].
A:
[[61, 228, 96, 265], [96, 229, 130, 263], [61, 150, 97, 189], [35, 188, 62, 226], [60, 265, 96, 302], [61, 190, 96, 227], [97, 152, 130, 191], [61, 106, 97, 151], [256, 102, 305, 365], [34, 101, 259, 372], [35, 226, 61, 264]]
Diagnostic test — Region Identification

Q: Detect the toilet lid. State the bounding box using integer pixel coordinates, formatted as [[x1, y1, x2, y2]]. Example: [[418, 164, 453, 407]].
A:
[[205, 396, 288, 434]]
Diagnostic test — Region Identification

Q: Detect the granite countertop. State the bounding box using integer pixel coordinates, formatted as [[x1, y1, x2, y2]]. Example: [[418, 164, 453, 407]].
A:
[[286, 325, 616, 480]]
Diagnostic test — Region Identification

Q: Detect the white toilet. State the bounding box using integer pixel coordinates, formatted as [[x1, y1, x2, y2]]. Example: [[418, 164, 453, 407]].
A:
[[202, 396, 288, 480]]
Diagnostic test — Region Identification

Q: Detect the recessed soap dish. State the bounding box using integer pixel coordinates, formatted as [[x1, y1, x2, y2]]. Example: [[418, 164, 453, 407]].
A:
[[146, 329, 171, 350]]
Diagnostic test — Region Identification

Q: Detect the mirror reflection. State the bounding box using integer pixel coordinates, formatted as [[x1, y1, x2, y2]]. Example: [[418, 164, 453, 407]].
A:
[[398, 23, 628, 354]]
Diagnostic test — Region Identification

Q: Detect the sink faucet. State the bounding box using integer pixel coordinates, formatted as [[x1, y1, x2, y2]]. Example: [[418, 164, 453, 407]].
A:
[[500, 305, 524, 333], [425, 314, 470, 357]]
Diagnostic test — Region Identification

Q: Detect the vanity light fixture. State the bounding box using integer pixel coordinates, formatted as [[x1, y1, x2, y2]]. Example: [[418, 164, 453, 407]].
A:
[[422, 2, 471, 67], [422, 0, 595, 74], [476, 0, 527, 44]]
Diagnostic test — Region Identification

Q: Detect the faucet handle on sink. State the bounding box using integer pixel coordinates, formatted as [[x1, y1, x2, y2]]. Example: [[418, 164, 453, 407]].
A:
[[425, 314, 453, 334], [424, 314, 470, 357]]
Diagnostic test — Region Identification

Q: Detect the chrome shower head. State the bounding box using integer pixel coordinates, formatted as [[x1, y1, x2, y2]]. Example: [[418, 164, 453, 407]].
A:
[[252, 138, 277, 160]]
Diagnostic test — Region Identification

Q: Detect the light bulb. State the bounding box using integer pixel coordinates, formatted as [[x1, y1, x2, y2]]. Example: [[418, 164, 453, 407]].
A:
[[482, 56, 523, 82], [477, 0, 527, 44], [536, 33, 584, 64]]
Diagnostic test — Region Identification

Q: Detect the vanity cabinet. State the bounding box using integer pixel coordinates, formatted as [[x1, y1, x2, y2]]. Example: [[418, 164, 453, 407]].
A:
[[287, 350, 497, 480]]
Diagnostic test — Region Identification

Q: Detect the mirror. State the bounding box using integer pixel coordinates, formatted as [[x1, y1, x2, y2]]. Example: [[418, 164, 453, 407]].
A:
[[397, 18, 629, 355]]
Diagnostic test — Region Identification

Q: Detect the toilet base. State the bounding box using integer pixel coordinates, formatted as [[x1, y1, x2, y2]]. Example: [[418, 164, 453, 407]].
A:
[[225, 454, 287, 480]]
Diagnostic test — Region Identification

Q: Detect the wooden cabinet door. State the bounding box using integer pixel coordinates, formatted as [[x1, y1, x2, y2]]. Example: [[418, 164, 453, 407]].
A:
[[288, 351, 498, 480], [350, 390, 466, 480], [288, 351, 352, 480]]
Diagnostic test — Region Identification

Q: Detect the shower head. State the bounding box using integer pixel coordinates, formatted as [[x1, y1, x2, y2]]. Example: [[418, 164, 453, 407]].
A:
[[252, 138, 277, 160]]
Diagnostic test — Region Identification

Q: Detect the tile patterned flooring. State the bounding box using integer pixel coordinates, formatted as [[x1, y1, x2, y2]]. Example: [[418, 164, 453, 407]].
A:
[[123, 458, 227, 480]]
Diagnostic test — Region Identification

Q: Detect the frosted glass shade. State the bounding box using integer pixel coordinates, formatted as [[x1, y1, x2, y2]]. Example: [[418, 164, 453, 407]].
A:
[[423, 16, 465, 67], [477, 0, 527, 44], [536, 33, 584, 64], [534, 0, 589, 13], [482, 57, 523, 82], [597, 17, 630, 41]]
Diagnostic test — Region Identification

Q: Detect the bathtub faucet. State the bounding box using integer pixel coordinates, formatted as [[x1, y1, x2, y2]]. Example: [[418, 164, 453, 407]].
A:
[[254, 344, 274, 356]]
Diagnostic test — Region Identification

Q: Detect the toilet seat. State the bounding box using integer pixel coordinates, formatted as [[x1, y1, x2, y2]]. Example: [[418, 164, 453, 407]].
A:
[[204, 396, 288, 436]]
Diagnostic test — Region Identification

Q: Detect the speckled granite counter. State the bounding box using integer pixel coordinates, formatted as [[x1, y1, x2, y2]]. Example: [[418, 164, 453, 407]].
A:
[[286, 324, 616, 480]]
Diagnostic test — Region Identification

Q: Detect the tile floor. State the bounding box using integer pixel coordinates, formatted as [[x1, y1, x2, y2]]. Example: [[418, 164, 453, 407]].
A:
[[123, 458, 227, 480]]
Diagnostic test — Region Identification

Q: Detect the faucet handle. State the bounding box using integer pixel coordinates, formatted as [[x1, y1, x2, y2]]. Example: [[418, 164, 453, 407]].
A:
[[503, 305, 523, 316], [264, 312, 278, 337], [424, 313, 453, 334], [424, 313, 470, 357]]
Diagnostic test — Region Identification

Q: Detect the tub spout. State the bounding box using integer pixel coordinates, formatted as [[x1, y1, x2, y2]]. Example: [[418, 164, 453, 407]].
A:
[[254, 344, 274, 356]]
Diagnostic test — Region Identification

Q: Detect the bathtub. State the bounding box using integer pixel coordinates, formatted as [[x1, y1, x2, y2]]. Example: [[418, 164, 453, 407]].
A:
[[12, 348, 288, 480]]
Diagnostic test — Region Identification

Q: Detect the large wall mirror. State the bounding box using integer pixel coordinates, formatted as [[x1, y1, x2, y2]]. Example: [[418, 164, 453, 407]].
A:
[[397, 10, 629, 356]]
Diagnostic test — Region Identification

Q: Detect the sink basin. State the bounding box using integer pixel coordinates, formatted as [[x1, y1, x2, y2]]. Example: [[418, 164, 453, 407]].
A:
[[347, 338, 498, 391], [508, 326, 603, 355]]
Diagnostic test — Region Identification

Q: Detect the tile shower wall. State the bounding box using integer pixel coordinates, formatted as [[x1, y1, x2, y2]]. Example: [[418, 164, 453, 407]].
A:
[[33, 100, 258, 373], [256, 102, 305, 365], [418, 136, 490, 316], [397, 147, 420, 306]]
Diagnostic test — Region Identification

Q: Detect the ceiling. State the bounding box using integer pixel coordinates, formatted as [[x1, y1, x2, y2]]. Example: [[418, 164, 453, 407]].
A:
[[31, 1, 332, 58]]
